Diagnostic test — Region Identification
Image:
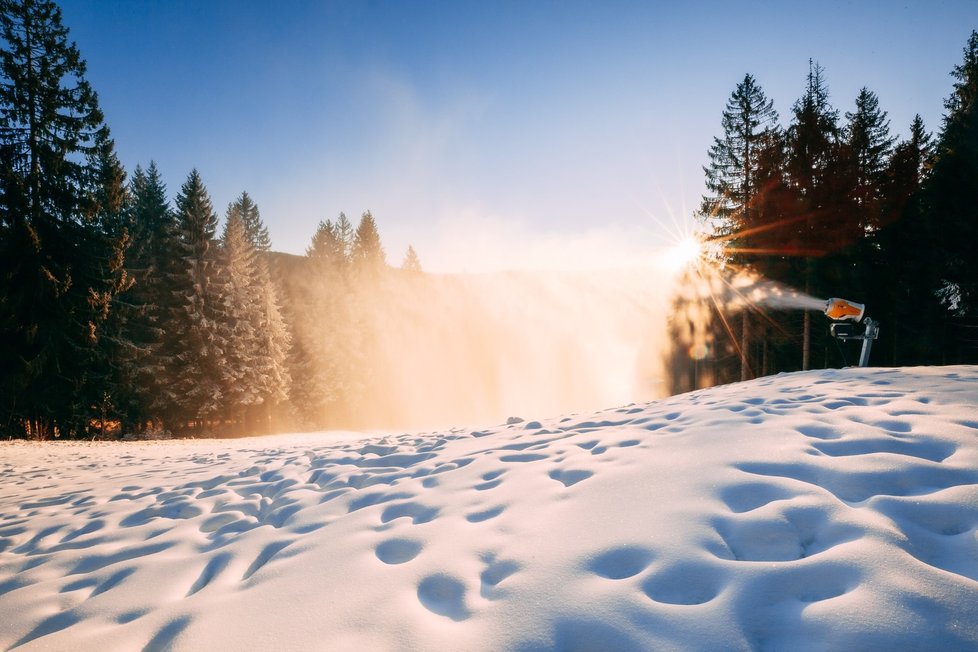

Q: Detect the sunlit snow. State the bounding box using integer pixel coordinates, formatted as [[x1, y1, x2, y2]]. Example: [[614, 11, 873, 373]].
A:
[[2, 366, 978, 650]]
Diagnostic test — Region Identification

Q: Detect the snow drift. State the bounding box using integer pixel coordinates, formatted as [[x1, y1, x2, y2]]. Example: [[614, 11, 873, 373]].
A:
[[2, 366, 978, 650]]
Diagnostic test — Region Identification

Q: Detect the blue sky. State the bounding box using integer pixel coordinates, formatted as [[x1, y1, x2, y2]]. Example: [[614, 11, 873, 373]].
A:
[[59, 0, 977, 271]]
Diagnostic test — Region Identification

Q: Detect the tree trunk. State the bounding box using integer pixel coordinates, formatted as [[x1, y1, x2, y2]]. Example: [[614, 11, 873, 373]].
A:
[[803, 270, 812, 371], [762, 327, 769, 376], [740, 311, 751, 381]]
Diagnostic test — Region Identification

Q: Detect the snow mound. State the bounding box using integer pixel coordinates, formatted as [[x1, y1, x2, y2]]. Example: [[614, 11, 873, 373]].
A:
[[2, 366, 978, 650]]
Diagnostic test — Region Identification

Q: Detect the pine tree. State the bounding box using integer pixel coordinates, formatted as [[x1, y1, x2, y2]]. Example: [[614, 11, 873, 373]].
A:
[[925, 31, 978, 319], [0, 0, 128, 437], [218, 206, 263, 427], [699, 73, 779, 381], [701, 74, 780, 257], [786, 61, 841, 370], [335, 212, 355, 262], [829, 87, 897, 356], [223, 192, 290, 433], [289, 218, 355, 427], [352, 210, 386, 273], [166, 169, 224, 430], [234, 190, 271, 252], [88, 147, 134, 437], [788, 61, 840, 205], [307, 218, 347, 270], [121, 161, 177, 430], [874, 115, 938, 364], [842, 87, 895, 234], [401, 245, 422, 273]]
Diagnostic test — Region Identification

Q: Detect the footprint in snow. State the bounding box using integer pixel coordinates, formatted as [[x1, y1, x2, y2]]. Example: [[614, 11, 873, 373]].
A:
[[375, 538, 423, 564], [465, 505, 506, 523], [480, 554, 521, 599], [417, 574, 470, 621], [712, 506, 861, 563], [641, 559, 723, 605], [720, 481, 795, 514], [811, 437, 955, 463], [380, 501, 440, 525], [586, 545, 655, 580], [548, 469, 593, 488]]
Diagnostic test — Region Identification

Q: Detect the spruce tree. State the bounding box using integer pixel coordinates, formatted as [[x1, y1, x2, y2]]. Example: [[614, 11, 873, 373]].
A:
[[699, 73, 779, 381], [121, 161, 177, 430], [842, 87, 895, 234], [223, 192, 290, 433], [307, 218, 347, 270], [925, 31, 978, 319], [218, 206, 263, 428], [875, 115, 938, 364], [290, 218, 356, 427], [88, 147, 134, 436], [0, 0, 128, 437], [335, 212, 355, 262], [701, 74, 780, 257], [832, 87, 896, 347], [166, 169, 224, 430], [401, 245, 422, 273], [234, 190, 271, 252], [352, 210, 386, 273], [786, 61, 840, 370]]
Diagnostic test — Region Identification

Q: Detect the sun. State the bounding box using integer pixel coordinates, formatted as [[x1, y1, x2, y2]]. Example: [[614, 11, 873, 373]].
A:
[[660, 234, 704, 271]]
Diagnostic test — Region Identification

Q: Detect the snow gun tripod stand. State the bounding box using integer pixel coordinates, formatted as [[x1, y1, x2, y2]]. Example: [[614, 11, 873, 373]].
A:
[[824, 298, 880, 368]]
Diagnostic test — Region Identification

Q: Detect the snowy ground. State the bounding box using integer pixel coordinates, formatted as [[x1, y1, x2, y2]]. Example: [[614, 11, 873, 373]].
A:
[[2, 366, 978, 651]]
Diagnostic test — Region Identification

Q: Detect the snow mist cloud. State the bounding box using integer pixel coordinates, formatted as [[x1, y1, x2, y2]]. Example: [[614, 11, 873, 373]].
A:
[[285, 233, 689, 430], [352, 268, 672, 429]]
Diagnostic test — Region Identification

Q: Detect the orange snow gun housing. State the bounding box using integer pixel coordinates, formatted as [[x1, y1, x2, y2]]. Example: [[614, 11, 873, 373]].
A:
[[824, 298, 865, 322]]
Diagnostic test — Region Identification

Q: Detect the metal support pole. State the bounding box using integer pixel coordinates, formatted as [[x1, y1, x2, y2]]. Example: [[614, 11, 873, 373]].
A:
[[858, 318, 880, 367]]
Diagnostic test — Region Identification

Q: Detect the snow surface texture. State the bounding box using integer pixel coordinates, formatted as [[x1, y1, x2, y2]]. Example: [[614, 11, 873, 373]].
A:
[[2, 366, 978, 651]]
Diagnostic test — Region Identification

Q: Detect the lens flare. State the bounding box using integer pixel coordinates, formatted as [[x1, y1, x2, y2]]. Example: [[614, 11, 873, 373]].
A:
[[661, 234, 703, 271]]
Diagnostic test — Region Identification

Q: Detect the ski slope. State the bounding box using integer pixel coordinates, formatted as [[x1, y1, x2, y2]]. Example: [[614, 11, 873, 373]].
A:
[[2, 366, 978, 650]]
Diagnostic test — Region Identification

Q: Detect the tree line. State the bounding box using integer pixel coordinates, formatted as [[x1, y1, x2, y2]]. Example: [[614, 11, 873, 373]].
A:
[[668, 34, 978, 392], [0, 0, 422, 438]]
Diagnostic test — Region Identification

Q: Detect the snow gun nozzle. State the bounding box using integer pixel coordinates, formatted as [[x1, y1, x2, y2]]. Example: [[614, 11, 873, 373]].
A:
[[824, 298, 865, 322]]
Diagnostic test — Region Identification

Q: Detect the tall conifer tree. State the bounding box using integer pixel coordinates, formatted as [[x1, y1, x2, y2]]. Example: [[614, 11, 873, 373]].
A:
[[218, 206, 263, 426], [352, 210, 386, 273], [786, 61, 840, 370], [401, 245, 422, 273], [700, 74, 779, 381], [874, 115, 937, 364], [222, 192, 291, 432], [0, 0, 127, 437], [121, 161, 177, 429], [166, 169, 223, 429], [926, 31, 978, 318], [843, 87, 894, 234]]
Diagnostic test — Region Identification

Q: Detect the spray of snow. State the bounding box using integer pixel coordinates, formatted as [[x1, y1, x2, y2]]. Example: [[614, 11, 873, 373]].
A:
[[730, 273, 826, 311]]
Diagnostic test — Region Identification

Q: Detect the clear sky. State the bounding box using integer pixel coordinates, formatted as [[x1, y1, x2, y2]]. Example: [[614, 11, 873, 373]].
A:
[[58, 0, 977, 271]]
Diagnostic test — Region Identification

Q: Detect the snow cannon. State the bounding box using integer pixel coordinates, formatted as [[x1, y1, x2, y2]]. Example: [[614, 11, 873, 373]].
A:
[[824, 298, 865, 322], [824, 298, 878, 367]]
